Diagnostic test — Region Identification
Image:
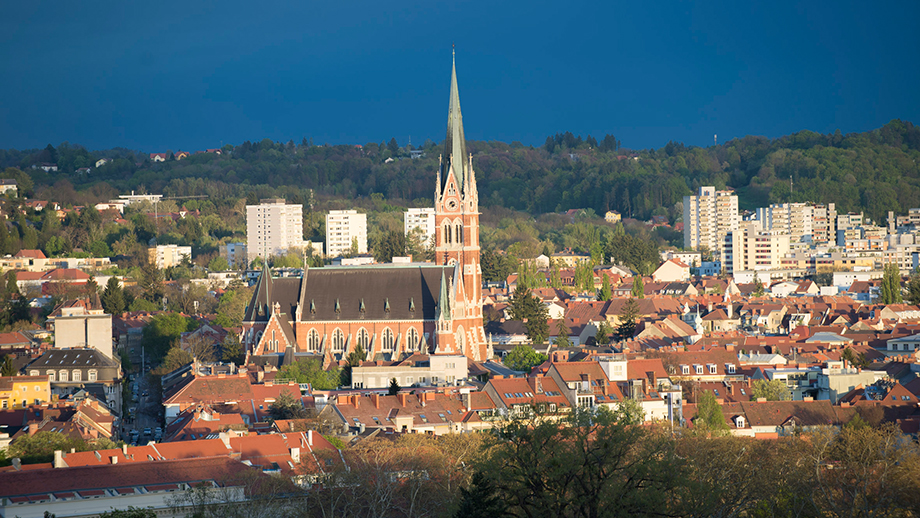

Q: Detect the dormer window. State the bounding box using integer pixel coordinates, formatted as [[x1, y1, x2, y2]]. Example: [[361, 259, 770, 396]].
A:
[[694, 365, 703, 375], [727, 364, 736, 374], [734, 415, 746, 428], [708, 364, 717, 375], [681, 365, 690, 375]]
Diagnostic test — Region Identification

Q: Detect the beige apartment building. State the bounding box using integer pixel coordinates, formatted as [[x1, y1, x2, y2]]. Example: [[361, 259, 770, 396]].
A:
[[756, 203, 814, 244], [325, 210, 368, 258], [683, 186, 739, 253], [721, 223, 791, 276], [148, 244, 192, 268], [246, 199, 305, 262]]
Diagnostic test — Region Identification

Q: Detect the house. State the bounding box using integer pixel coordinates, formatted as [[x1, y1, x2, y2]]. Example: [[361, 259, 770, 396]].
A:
[[652, 259, 691, 283], [26, 349, 122, 411], [0, 376, 51, 410], [174, 151, 190, 160], [332, 390, 486, 434], [350, 354, 468, 389], [95, 158, 110, 168], [161, 372, 302, 424], [604, 211, 621, 223], [0, 179, 17, 195], [150, 153, 168, 162], [482, 375, 571, 418]]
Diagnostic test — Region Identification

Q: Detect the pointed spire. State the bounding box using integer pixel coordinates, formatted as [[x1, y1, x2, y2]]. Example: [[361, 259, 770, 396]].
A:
[[442, 48, 468, 195], [438, 270, 451, 320]]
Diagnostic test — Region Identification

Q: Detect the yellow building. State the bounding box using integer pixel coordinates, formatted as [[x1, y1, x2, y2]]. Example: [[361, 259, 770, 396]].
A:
[[0, 376, 51, 410]]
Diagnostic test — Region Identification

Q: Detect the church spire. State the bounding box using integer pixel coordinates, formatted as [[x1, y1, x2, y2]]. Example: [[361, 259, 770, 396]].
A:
[[442, 48, 468, 194]]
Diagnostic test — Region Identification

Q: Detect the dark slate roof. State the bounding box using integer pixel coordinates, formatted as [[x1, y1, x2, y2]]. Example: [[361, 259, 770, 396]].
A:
[[303, 265, 450, 320], [28, 349, 120, 369], [244, 275, 300, 323]]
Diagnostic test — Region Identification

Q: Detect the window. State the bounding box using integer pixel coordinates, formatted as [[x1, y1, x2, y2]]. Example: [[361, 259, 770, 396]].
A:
[[307, 330, 320, 352], [29, 370, 38, 376], [381, 328, 394, 352], [694, 365, 703, 375], [727, 364, 736, 374], [47, 370, 55, 382], [356, 328, 369, 350], [455, 223, 463, 244], [406, 328, 419, 351], [332, 329, 345, 353], [59, 370, 68, 382], [708, 364, 717, 375], [681, 365, 690, 375], [1, 400, 5, 409], [88, 370, 97, 382]]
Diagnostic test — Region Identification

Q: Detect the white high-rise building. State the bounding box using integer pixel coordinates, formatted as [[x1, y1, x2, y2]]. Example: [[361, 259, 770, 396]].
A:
[[326, 210, 368, 258], [246, 199, 305, 262], [755, 203, 814, 244], [721, 223, 791, 276], [683, 186, 739, 253], [404, 208, 436, 248]]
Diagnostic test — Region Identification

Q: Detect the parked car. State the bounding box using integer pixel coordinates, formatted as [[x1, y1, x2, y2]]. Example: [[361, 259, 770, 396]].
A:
[[143, 427, 152, 436]]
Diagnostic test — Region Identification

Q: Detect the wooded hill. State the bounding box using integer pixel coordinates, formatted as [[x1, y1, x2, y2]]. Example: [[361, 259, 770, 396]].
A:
[[1, 119, 918, 225]]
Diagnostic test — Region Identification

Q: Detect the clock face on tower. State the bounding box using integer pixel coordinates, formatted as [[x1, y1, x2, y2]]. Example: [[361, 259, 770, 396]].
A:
[[446, 198, 459, 211]]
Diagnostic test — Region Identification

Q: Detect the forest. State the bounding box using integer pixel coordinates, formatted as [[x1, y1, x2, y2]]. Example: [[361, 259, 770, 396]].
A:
[[0, 120, 916, 272]]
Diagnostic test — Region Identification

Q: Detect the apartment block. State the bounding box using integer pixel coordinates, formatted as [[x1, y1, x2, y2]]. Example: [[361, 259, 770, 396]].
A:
[[812, 203, 837, 245], [148, 244, 192, 269], [219, 242, 248, 269], [756, 203, 814, 244], [246, 199, 305, 262], [721, 223, 791, 276], [683, 186, 739, 253], [404, 208, 436, 247], [325, 210, 368, 258]]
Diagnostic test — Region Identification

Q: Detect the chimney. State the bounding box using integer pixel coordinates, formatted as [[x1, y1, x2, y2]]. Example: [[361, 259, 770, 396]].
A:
[[307, 430, 313, 446], [53, 450, 66, 468], [264, 381, 273, 387], [646, 371, 657, 390], [425, 391, 436, 402], [28, 423, 38, 436], [290, 447, 301, 463], [352, 395, 360, 408], [372, 394, 380, 409], [398, 393, 409, 407], [110, 456, 118, 464], [756, 397, 766, 403], [529, 376, 543, 393], [11, 458, 21, 471], [257, 371, 264, 383], [122, 444, 128, 455], [461, 392, 470, 410], [219, 432, 231, 449]]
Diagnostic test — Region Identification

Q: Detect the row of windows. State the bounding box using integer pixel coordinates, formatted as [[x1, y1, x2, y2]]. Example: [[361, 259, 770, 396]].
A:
[[29, 370, 98, 382], [679, 364, 736, 375], [304, 327, 422, 353]]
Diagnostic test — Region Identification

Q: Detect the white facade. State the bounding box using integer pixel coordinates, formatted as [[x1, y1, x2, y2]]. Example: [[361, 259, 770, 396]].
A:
[[755, 203, 815, 244], [683, 186, 739, 253], [404, 208, 436, 248], [721, 224, 790, 276], [246, 199, 305, 262], [325, 210, 367, 258]]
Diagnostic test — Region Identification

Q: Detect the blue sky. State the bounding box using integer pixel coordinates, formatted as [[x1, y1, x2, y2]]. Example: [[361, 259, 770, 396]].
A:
[[2, 1, 918, 153]]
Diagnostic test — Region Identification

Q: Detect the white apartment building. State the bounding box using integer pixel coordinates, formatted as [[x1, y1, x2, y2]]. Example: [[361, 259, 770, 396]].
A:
[[326, 210, 368, 258], [148, 244, 192, 269], [812, 203, 837, 244], [683, 186, 739, 253], [246, 199, 305, 262], [404, 208, 436, 248], [756, 203, 814, 244], [219, 242, 248, 269], [721, 223, 791, 276]]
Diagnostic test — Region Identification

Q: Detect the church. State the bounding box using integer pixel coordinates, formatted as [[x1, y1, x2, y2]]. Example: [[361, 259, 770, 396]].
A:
[[242, 52, 489, 363]]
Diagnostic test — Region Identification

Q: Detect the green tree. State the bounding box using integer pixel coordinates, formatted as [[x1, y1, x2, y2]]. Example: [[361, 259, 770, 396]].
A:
[[9, 431, 88, 463], [138, 260, 164, 303], [631, 276, 644, 298], [373, 230, 406, 263], [454, 470, 508, 518], [141, 313, 195, 363], [553, 318, 572, 348], [598, 272, 612, 301], [158, 347, 193, 373], [753, 273, 765, 297], [595, 321, 612, 345], [502, 345, 547, 372], [841, 346, 870, 369], [98, 507, 157, 518], [907, 272, 920, 305], [694, 391, 729, 436], [277, 358, 341, 390], [524, 301, 550, 346], [881, 262, 903, 304], [100, 277, 125, 316], [388, 377, 400, 396], [751, 379, 791, 401], [1, 354, 15, 376], [207, 256, 229, 272], [268, 389, 307, 420], [615, 298, 640, 341], [387, 137, 399, 156], [219, 333, 245, 365]]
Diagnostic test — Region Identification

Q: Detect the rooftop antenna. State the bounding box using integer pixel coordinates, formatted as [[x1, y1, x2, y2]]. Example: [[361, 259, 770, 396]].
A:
[[714, 134, 718, 146]]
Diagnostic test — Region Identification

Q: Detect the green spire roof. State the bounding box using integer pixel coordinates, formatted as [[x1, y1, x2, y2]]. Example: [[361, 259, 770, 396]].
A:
[[442, 48, 468, 194], [438, 270, 451, 320]]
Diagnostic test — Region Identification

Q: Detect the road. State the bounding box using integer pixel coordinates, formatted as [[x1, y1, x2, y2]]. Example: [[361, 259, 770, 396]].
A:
[[120, 374, 163, 445]]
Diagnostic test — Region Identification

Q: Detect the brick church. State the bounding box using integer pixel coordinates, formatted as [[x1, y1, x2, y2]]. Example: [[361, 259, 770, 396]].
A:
[[242, 52, 489, 363]]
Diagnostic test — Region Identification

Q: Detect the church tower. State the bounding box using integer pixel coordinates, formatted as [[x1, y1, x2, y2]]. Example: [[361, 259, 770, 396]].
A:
[[434, 50, 485, 359]]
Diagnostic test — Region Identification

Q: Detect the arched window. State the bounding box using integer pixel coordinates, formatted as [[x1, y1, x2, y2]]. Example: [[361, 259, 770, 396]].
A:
[[59, 370, 68, 383], [88, 370, 97, 382], [406, 328, 419, 351], [357, 328, 370, 350], [445, 223, 452, 244], [307, 329, 320, 352], [72, 370, 81, 383], [332, 329, 345, 353], [456, 327, 465, 353], [46, 370, 55, 382], [382, 328, 394, 352]]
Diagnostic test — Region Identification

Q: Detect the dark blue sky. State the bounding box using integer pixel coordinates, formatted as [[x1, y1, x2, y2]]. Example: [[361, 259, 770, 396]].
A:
[[2, 1, 918, 153]]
